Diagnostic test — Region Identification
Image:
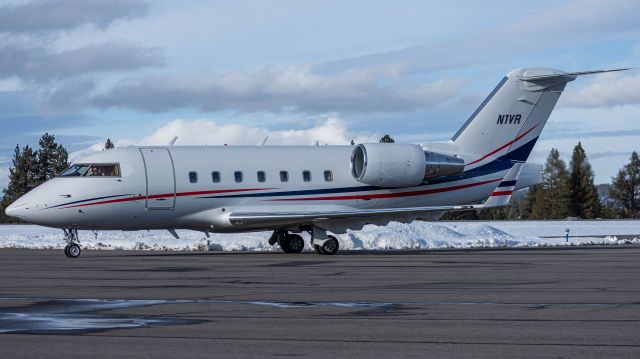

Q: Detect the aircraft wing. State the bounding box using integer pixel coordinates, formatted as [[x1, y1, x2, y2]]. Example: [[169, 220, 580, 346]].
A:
[[228, 164, 523, 228]]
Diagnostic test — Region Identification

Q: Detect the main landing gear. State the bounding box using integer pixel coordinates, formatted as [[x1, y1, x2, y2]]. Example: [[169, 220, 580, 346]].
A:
[[268, 230, 305, 254], [268, 226, 339, 255], [63, 229, 81, 258], [314, 235, 339, 255]]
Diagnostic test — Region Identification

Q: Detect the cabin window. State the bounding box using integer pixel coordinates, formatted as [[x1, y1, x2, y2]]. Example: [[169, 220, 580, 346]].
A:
[[59, 163, 121, 177], [234, 171, 243, 183], [211, 171, 220, 183], [189, 171, 198, 183], [280, 170, 289, 182], [324, 170, 333, 182], [303, 170, 311, 182], [257, 171, 266, 183]]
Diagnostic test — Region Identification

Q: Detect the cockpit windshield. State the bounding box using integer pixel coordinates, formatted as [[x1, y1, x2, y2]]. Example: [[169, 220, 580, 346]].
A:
[[59, 164, 121, 177]]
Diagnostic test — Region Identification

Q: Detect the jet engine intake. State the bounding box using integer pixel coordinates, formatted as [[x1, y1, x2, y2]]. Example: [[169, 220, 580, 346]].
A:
[[351, 143, 464, 187]]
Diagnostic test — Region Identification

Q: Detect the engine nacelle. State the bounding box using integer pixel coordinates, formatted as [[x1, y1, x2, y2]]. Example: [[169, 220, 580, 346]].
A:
[[351, 143, 464, 187]]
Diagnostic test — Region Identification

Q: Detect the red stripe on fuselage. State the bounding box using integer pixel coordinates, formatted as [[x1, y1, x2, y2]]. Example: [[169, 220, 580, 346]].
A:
[[270, 178, 501, 201], [466, 124, 539, 167], [62, 188, 274, 209], [490, 190, 513, 197]]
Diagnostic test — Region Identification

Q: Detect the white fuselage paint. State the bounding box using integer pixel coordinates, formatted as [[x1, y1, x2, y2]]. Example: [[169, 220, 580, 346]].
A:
[[7, 145, 503, 232]]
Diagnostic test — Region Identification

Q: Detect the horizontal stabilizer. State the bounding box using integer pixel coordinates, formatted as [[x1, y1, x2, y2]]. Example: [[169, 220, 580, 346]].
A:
[[520, 68, 631, 82]]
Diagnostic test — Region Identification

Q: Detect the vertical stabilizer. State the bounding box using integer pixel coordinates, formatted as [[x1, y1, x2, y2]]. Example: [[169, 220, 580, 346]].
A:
[[452, 68, 574, 168]]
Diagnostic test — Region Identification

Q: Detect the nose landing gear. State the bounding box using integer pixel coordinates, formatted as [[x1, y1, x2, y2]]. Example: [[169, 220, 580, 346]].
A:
[[63, 229, 81, 258]]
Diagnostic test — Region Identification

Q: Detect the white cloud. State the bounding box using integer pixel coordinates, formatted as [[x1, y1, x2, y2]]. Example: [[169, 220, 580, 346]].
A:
[[560, 72, 640, 108], [0, 0, 149, 34], [70, 117, 377, 161], [322, 0, 640, 75], [0, 41, 164, 84], [90, 64, 465, 113]]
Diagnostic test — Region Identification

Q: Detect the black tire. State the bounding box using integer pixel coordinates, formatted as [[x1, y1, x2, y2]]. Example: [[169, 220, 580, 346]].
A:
[[320, 236, 339, 255], [67, 243, 81, 258], [64, 245, 70, 257], [280, 234, 305, 254]]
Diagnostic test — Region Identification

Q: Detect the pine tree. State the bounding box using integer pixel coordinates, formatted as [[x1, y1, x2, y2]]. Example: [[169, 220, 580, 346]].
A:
[[609, 151, 640, 218], [524, 149, 570, 219], [568, 142, 601, 219], [441, 209, 479, 220], [105, 138, 115, 150], [545, 148, 570, 218], [524, 184, 545, 219], [379, 134, 395, 143], [35, 133, 69, 184], [2, 145, 38, 206]]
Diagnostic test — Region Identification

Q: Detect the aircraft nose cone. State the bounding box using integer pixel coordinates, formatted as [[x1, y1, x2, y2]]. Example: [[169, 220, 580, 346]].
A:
[[5, 201, 28, 219]]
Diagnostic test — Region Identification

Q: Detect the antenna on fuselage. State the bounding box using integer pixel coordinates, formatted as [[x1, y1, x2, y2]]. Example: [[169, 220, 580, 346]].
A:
[[258, 136, 268, 146], [168, 136, 178, 146]]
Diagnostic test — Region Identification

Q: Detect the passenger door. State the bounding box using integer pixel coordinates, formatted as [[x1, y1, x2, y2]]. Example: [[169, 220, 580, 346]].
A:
[[140, 148, 176, 209]]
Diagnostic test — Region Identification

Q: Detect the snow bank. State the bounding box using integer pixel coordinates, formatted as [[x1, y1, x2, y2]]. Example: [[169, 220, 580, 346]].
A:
[[0, 220, 638, 252]]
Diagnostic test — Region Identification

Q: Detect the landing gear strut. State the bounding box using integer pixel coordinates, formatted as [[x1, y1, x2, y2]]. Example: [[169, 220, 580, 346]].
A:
[[63, 229, 81, 258], [269, 230, 305, 254]]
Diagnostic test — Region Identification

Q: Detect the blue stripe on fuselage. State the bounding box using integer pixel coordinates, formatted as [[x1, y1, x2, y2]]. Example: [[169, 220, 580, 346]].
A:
[[197, 139, 538, 200], [498, 180, 517, 187]]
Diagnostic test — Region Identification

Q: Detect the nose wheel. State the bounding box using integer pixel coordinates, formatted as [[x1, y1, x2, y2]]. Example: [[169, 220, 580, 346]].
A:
[[62, 229, 81, 258]]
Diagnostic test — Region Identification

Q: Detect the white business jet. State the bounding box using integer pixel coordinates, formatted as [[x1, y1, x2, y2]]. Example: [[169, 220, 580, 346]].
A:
[[5, 67, 626, 257]]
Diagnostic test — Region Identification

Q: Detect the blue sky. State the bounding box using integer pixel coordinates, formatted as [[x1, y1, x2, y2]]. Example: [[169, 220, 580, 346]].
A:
[[1, 0, 639, 186]]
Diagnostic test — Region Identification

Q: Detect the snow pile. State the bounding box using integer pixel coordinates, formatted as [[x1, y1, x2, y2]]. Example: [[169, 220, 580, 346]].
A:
[[0, 220, 638, 252]]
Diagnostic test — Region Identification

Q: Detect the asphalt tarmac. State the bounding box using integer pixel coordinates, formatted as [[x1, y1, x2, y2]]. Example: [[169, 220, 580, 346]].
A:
[[0, 246, 638, 358]]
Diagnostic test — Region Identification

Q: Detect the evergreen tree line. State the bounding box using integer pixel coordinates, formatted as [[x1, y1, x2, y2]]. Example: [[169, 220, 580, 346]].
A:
[[445, 142, 640, 220], [0, 135, 115, 223]]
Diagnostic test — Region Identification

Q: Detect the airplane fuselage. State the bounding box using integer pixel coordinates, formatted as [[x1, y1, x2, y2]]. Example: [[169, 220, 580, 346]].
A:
[[10, 145, 508, 232]]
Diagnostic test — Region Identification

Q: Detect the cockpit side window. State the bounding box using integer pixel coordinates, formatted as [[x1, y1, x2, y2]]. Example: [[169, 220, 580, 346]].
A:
[[59, 164, 92, 177], [59, 163, 121, 177]]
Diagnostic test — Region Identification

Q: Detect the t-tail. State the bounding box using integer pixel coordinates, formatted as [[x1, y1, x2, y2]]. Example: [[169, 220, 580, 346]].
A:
[[451, 67, 630, 168]]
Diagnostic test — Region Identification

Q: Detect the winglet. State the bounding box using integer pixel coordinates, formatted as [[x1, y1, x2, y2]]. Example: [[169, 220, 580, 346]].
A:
[[168, 136, 178, 146], [481, 162, 523, 208], [258, 136, 268, 146]]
